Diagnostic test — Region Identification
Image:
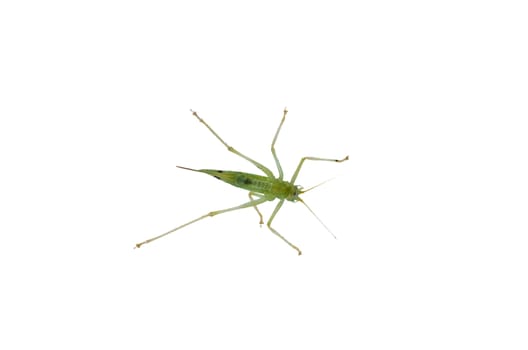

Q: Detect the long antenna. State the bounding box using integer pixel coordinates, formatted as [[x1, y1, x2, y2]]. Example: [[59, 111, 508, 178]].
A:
[[298, 198, 337, 239], [300, 178, 335, 194]]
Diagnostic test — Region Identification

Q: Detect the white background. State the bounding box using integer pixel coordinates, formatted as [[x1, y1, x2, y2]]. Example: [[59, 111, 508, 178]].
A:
[[1, 1, 527, 349]]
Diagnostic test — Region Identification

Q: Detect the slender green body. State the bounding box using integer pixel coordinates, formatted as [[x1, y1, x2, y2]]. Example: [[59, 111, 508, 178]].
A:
[[200, 169, 300, 201], [135, 108, 348, 255]]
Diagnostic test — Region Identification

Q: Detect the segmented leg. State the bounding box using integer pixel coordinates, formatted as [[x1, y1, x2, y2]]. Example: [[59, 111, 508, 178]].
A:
[[290, 155, 349, 184], [190, 110, 275, 178], [135, 196, 269, 248], [267, 199, 302, 255], [248, 192, 264, 226], [270, 108, 288, 180]]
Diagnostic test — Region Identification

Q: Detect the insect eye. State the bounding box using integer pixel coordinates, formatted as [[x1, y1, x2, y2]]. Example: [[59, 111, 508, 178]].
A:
[[295, 186, 303, 195]]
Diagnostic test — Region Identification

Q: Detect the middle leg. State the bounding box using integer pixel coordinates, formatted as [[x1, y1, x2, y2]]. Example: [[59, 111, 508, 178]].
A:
[[270, 108, 288, 180], [248, 192, 264, 226]]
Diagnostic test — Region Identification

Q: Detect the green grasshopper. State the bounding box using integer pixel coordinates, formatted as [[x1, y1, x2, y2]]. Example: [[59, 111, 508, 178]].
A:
[[135, 108, 348, 255]]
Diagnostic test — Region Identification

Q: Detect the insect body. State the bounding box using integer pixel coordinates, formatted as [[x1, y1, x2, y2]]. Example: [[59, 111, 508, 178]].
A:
[[135, 108, 348, 255], [184, 168, 299, 201]]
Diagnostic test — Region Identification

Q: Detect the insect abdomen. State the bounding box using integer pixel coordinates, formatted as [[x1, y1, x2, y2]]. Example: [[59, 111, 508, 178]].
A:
[[234, 173, 273, 193], [233, 173, 296, 200], [199, 169, 293, 197]]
